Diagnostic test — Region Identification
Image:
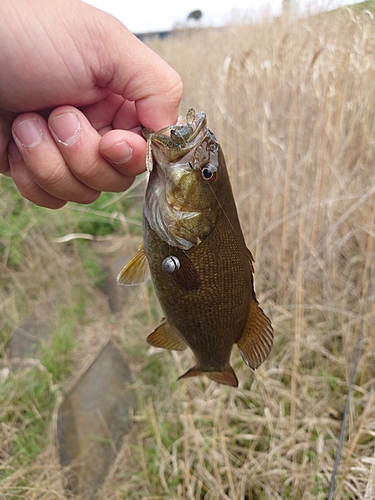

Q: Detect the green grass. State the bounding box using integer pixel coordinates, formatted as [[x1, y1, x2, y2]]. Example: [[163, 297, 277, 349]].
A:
[[1, 368, 55, 464], [41, 306, 79, 383], [0, 176, 141, 496]]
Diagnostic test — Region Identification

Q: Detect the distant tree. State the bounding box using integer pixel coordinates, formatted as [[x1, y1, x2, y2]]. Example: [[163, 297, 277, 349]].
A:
[[187, 9, 203, 22]]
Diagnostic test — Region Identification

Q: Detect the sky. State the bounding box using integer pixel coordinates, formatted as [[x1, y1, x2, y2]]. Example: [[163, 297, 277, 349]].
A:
[[85, 0, 355, 34]]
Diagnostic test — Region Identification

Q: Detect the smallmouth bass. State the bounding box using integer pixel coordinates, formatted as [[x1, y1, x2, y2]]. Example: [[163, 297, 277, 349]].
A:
[[118, 109, 273, 387]]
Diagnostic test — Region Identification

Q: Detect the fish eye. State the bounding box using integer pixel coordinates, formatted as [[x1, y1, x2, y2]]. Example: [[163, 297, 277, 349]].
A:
[[201, 164, 217, 182]]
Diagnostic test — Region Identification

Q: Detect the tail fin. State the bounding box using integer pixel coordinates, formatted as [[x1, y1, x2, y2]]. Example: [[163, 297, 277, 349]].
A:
[[178, 366, 238, 387]]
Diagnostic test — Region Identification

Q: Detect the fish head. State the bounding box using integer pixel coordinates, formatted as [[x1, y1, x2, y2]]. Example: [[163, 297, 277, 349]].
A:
[[144, 109, 226, 250]]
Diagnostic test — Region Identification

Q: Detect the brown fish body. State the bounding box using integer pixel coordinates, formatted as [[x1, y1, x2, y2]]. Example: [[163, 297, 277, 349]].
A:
[[118, 110, 273, 387], [144, 169, 249, 370]]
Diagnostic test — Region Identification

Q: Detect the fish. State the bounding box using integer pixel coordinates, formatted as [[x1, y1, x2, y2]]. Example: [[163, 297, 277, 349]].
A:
[[117, 108, 273, 388]]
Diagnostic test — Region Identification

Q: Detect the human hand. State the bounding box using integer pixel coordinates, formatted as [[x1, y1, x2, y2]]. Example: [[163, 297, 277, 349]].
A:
[[0, 0, 183, 208]]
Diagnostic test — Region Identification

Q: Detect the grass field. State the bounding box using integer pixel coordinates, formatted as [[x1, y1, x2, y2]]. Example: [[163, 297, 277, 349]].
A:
[[1, 4, 375, 499]]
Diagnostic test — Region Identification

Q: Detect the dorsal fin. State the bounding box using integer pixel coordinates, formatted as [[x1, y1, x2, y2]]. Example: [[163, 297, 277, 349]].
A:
[[237, 292, 273, 369], [147, 320, 187, 351], [117, 244, 149, 286], [246, 247, 255, 274], [236, 247, 273, 369]]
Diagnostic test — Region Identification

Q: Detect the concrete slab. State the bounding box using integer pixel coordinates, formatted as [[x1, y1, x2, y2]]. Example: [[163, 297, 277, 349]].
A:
[[57, 340, 136, 498]]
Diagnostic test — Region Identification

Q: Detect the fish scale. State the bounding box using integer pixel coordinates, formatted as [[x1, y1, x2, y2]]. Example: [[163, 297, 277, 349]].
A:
[[144, 214, 249, 370]]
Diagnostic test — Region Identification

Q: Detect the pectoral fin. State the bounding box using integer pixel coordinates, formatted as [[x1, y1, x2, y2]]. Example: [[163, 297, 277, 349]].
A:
[[171, 249, 201, 291], [117, 244, 149, 286], [237, 293, 273, 369], [147, 320, 187, 351]]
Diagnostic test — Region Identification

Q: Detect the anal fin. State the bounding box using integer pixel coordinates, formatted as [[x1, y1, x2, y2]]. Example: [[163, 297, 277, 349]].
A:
[[237, 294, 273, 369], [147, 320, 187, 351], [117, 244, 149, 286]]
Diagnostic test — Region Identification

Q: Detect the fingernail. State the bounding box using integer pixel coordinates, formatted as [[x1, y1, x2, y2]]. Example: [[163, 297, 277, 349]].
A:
[[13, 118, 42, 148], [49, 112, 81, 146], [102, 140, 133, 164], [8, 140, 22, 161]]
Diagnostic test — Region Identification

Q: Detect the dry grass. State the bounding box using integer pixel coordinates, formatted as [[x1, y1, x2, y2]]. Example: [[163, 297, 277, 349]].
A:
[[2, 5, 375, 500]]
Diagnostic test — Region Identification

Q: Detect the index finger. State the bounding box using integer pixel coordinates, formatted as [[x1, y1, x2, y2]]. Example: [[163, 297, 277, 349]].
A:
[[97, 26, 183, 131]]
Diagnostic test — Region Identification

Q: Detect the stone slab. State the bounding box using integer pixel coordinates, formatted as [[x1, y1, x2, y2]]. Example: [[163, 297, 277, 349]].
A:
[[9, 314, 50, 359], [57, 340, 136, 498], [101, 246, 137, 313]]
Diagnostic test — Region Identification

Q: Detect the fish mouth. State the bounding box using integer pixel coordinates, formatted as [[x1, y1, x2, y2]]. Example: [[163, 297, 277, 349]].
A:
[[143, 109, 219, 250], [145, 109, 208, 171]]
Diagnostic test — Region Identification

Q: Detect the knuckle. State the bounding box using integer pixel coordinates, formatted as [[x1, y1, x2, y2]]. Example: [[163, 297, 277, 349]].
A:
[[168, 71, 184, 103], [77, 190, 101, 205]]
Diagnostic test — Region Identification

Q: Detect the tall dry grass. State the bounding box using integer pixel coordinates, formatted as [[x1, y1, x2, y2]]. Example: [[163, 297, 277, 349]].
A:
[[118, 8, 375, 500], [2, 6, 375, 500]]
